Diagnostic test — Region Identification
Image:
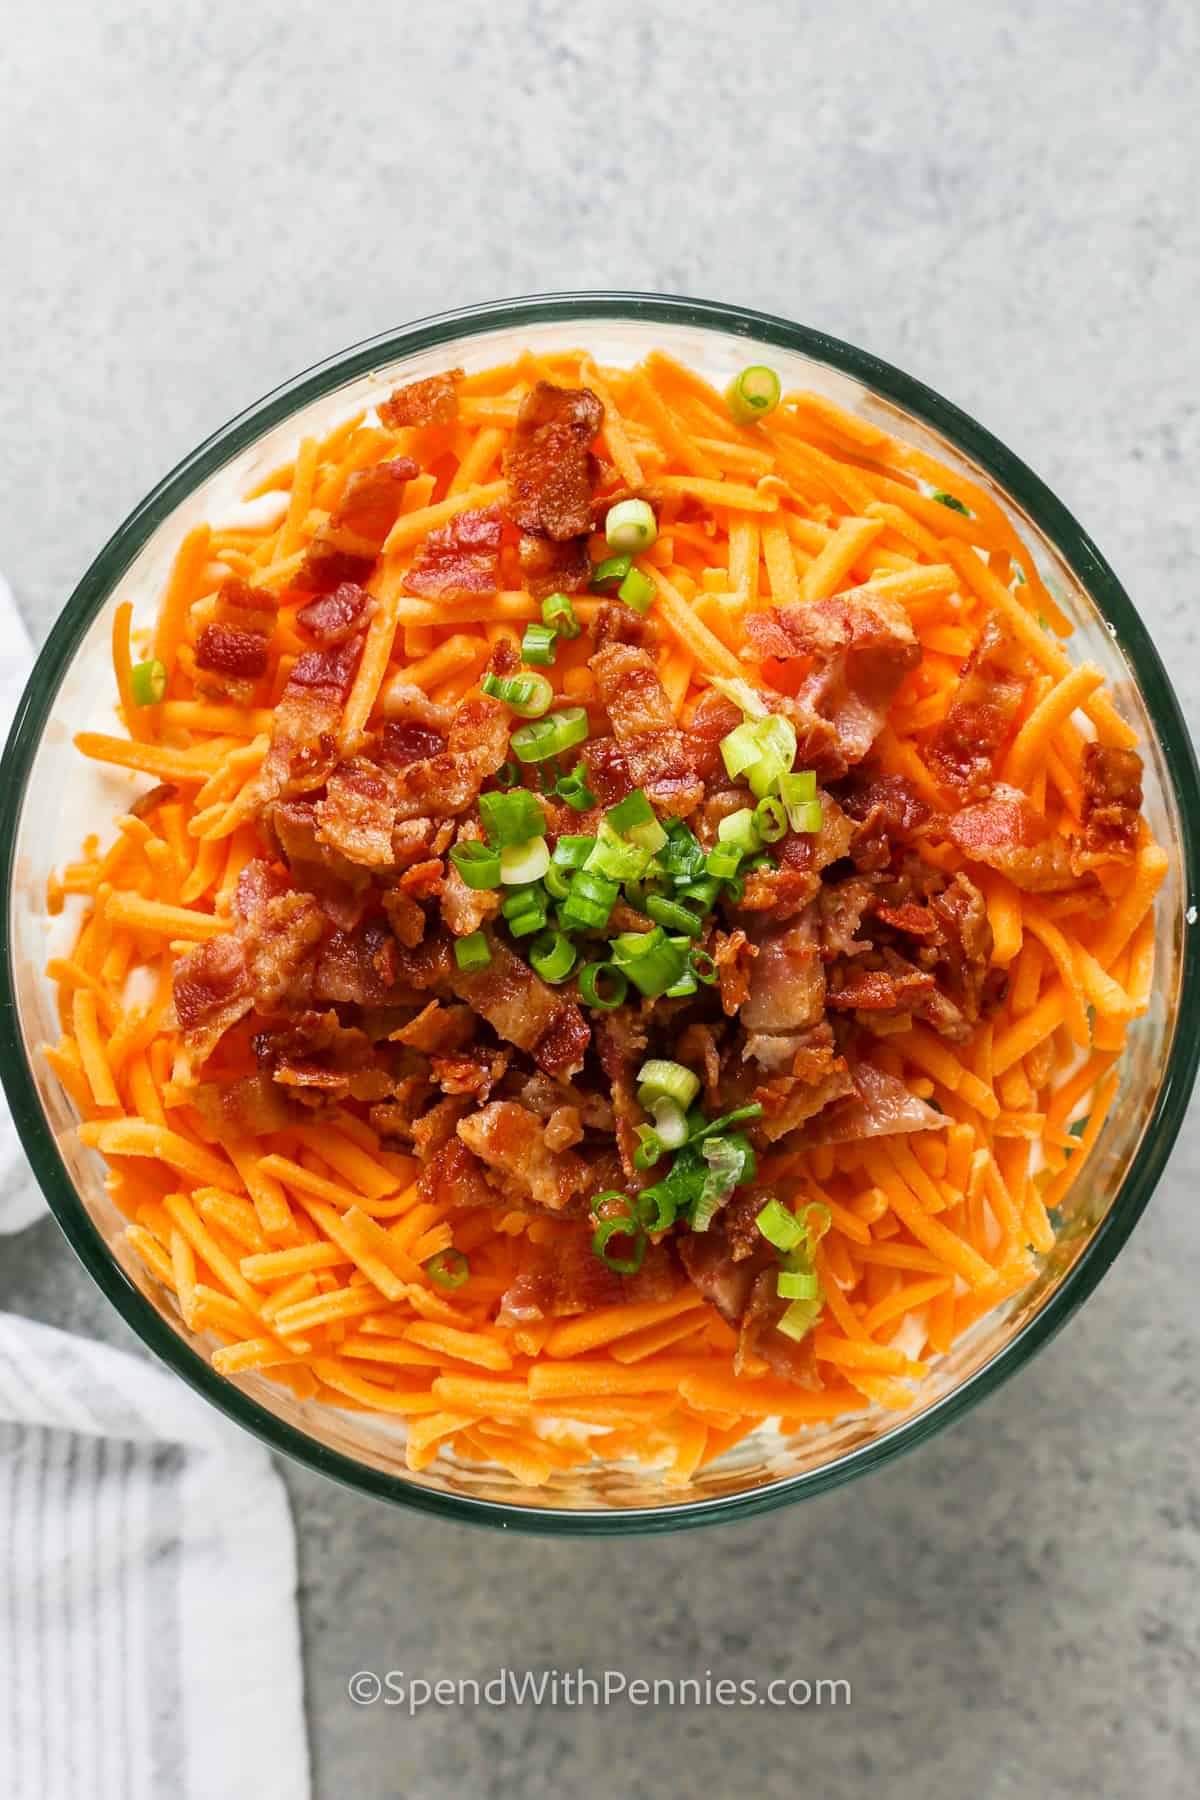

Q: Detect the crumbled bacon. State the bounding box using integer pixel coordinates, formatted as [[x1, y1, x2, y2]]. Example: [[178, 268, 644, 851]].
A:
[[255, 635, 364, 809], [927, 620, 1028, 791], [448, 932, 588, 1077], [928, 872, 993, 1022], [688, 691, 745, 783], [596, 1008, 647, 1180], [457, 1101, 591, 1213], [194, 577, 277, 705], [741, 916, 823, 1033], [440, 823, 502, 937], [382, 886, 426, 949], [232, 860, 324, 1009], [431, 1049, 509, 1100], [405, 505, 502, 598], [296, 582, 373, 646], [253, 1008, 401, 1105], [803, 1061, 943, 1143], [378, 719, 449, 766], [314, 758, 398, 870], [532, 1004, 591, 1081], [172, 935, 251, 1071], [943, 785, 1082, 892], [312, 921, 399, 1007], [497, 1235, 680, 1325], [825, 957, 935, 1012], [712, 928, 758, 1018], [590, 602, 655, 651], [325, 457, 419, 551], [391, 696, 511, 820], [590, 642, 703, 817], [818, 876, 876, 959], [517, 532, 592, 600], [544, 1106, 584, 1152], [504, 382, 603, 540], [378, 369, 462, 429], [744, 589, 921, 770], [1081, 743, 1142, 857], [580, 737, 635, 809], [267, 799, 370, 929], [403, 1094, 467, 1157], [130, 782, 177, 820]]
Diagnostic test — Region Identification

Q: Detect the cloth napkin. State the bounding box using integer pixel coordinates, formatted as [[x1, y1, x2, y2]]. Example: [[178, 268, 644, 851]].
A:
[[0, 572, 310, 1800]]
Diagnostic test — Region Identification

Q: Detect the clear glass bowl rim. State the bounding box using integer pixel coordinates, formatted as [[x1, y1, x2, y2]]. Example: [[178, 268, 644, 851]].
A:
[[2, 289, 1197, 1536]]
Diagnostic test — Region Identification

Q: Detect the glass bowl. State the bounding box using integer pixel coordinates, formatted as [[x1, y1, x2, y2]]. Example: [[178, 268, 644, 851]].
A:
[[2, 293, 1197, 1535]]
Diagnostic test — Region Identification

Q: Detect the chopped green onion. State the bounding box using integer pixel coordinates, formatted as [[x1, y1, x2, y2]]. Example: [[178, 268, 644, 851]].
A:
[[756, 1198, 805, 1252], [636, 1186, 678, 1233], [591, 554, 633, 591], [424, 1247, 470, 1290], [481, 669, 554, 718], [790, 799, 824, 835], [717, 808, 762, 856], [449, 841, 501, 890], [690, 1187, 726, 1234], [659, 822, 706, 885], [726, 365, 782, 425], [637, 1059, 701, 1111], [499, 836, 550, 886], [778, 769, 817, 808], [544, 862, 572, 901], [453, 931, 491, 972], [552, 834, 596, 868], [577, 961, 628, 1008], [687, 1102, 763, 1146], [605, 498, 658, 554], [479, 788, 543, 847], [529, 929, 576, 984], [701, 1132, 756, 1193], [510, 707, 590, 764], [617, 566, 655, 613], [689, 947, 718, 986], [560, 867, 619, 932], [500, 883, 548, 937], [649, 1096, 689, 1148], [634, 1128, 667, 1170], [541, 591, 581, 639], [554, 768, 596, 810], [776, 1297, 822, 1341], [720, 712, 798, 799], [607, 789, 655, 834], [777, 1266, 821, 1301], [719, 719, 766, 779], [584, 819, 654, 882], [753, 796, 788, 844], [931, 490, 970, 515], [676, 874, 720, 909], [591, 1214, 645, 1274], [705, 842, 742, 883], [130, 658, 167, 706], [645, 894, 704, 937], [494, 759, 521, 790], [609, 927, 688, 998], [521, 623, 558, 666], [535, 757, 563, 793]]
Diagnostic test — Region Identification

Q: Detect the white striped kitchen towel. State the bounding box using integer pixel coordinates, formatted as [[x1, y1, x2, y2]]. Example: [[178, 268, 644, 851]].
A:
[[0, 571, 310, 1800]]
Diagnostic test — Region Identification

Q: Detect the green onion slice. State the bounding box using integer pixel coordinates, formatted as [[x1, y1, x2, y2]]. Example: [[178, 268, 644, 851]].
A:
[[479, 788, 544, 847], [609, 927, 688, 998], [591, 1214, 646, 1274], [756, 1197, 805, 1252], [449, 841, 501, 890], [617, 566, 655, 614], [541, 591, 581, 638], [510, 707, 590, 764], [552, 834, 596, 870], [605, 498, 658, 554], [453, 931, 491, 972], [790, 799, 824, 835], [777, 1266, 821, 1301], [561, 867, 619, 932], [577, 961, 628, 1009], [645, 893, 704, 937], [481, 669, 554, 718], [130, 658, 167, 706], [726, 365, 782, 425], [689, 947, 718, 986], [554, 768, 596, 810], [637, 1059, 701, 1111], [753, 796, 788, 844], [717, 808, 762, 856], [499, 836, 550, 886], [590, 554, 633, 591], [520, 623, 558, 666], [931, 489, 970, 515], [425, 1247, 470, 1290], [529, 929, 576, 984]]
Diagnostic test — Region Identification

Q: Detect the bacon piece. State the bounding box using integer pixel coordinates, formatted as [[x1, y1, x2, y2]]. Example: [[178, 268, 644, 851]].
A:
[[712, 927, 758, 1018], [253, 1008, 400, 1105], [172, 935, 251, 1072], [326, 457, 419, 552], [406, 1096, 470, 1159], [232, 860, 324, 1009], [191, 1071, 293, 1138], [515, 1072, 614, 1135], [381, 885, 426, 949], [457, 1102, 592, 1214], [531, 1003, 591, 1081], [405, 505, 502, 598], [267, 799, 371, 929], [448, 932, 565, 1053], [1081, 743, 1142, 857], [497, 1234, 680, 1325], [739, 1268, 823, 1386], [749, 1021, 854, 1141], [590, 601, 656, 651], [579, 737, 634, 809], [927, 620, 1029, 791], [378, 720, 449, 769], [675, 1022, 723, 1106], [744, 590, 920, 770], [544, 1106, 584, 1152], [314, 758, 398, 870], [803, 1060, 944, 1143], [590, 642, 703, 817], [391, 695, 511, 820], [944, 785, 1081, 892], [431, 1048, 509, 1100], [818, 876, 876, 959], [689, 691, 744, 783], [517, 532, 591, 600], [929, 872, 993, 1023], [418, 1135, 497, 1210], [296, 581, 373, 646], [312, 920, 399, 1007], [825, 959, 935, 1012], [391, 1001, 475, 1056], [741, 915, 824, 1033], [379, 369, 462, 429], [194, 577, 277, 705], [504, 381, 603, 540], [392, 935, 455, 993], [256, 635, 364, 808], [596, 1008, 648, 1180], [291, 548, 374, 596], [440, 823, 502, 937], [679, 1201, 822, 1384]]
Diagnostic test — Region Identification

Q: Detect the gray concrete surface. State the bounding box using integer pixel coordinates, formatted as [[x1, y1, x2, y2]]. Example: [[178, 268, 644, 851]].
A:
[[3, 1, 1198, 1795]]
